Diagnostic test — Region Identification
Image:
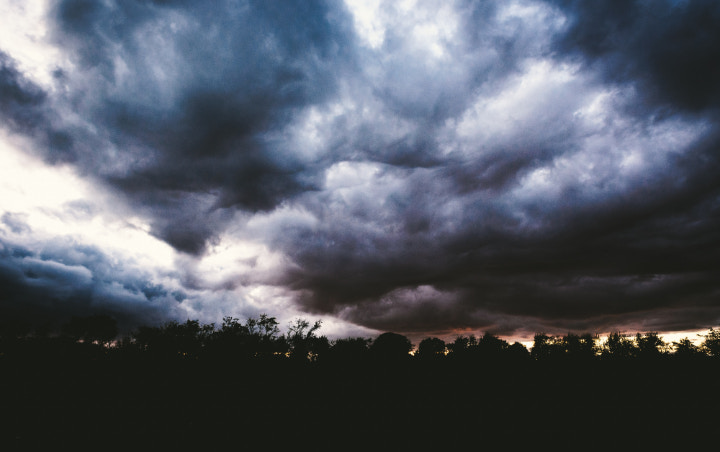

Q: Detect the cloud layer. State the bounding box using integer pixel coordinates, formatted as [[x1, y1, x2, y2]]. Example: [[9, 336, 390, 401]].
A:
[[1, 0, 719, 338]]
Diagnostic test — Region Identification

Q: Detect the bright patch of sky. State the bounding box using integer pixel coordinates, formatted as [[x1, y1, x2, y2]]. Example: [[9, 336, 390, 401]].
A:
[[0, 133, 176, 269], [0, 0, 59, 89], [345, 0, 459, 59], [344, 0, 385, 48], [456, 59, 580, 145]]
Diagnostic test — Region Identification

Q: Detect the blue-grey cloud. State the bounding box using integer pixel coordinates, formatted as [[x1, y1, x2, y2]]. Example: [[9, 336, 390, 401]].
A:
[[0, 50, 76, 164], [0, 51, 46, 132], [1, 212, 31, 235], [39, 0, 357, 253], [550, 0, 720, 112], [0, 237, 183, 331]]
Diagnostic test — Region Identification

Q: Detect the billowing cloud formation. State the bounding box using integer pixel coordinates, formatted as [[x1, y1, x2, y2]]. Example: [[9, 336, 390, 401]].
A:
[[1, 0, 719, 339], [0, 235, 179, 330]]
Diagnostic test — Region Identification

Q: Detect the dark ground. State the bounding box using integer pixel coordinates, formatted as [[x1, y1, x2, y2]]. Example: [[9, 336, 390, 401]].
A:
[[2, 344, 718, 450]]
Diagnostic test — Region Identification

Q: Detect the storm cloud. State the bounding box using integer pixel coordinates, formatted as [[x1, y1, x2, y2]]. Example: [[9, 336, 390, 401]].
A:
[[1, 0, 719, 339], [0, 235, 183, 332]]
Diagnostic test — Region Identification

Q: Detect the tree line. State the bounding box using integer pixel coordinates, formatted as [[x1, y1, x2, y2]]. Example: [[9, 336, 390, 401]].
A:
[[2, 313, 719, 363], [4, 314, 720, 450]]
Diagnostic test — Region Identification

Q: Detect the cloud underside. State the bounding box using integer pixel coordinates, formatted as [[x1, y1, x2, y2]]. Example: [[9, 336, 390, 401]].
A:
[[2, 0, 720, 337]]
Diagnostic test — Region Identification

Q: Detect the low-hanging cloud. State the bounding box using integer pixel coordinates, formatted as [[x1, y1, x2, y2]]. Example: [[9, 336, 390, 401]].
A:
[[0, 236, 182, 331]]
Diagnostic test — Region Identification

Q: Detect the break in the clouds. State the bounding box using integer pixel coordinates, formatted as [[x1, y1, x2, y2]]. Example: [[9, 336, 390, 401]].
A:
[[1, 0, 719, 339]]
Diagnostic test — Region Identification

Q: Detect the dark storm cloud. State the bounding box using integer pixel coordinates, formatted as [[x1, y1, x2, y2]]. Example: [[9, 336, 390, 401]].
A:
[[550, 0, 720, 112], [0, 50, 46, 132], [3, 0, 720, 338], [289, 125, 720, 335], [260, 0, 720, 335], [0, 50, 75, 163], [0, 237, 184, 332], [38, 0, 356, 253]]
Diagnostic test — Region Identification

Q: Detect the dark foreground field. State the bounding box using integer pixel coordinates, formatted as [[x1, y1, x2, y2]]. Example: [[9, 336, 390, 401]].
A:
[[3, 345, 719, 450]]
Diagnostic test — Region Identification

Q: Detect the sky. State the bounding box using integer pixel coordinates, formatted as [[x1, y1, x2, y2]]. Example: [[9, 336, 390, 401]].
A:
[[1, 0, 720, 342]]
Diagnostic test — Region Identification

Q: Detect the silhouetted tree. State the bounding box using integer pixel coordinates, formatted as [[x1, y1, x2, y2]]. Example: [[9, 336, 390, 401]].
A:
[[531, 333, 599, 362], [635, 332, 669, 358], [205, 315, 282, 356], [416, 337, 446, 360], [701, 328, 720, 358], [506, 341, 530, 360], [218, 316, 249, 336], [308, 335, 330, 362], [562, 333, 598, 361], [254, 314, 286, 357], [447, 334, 478, 360], [370, 332, 412, 361], [531, 333, 563, 360], [673, 338, 701, 358], [133, 319, 212, 358], [247, 314, 281, 339], [206, 316, 250, 359], [286, 318, 328, 361], [133, 325, 162, 352], [602, 332, 638, 360], [328, 337, 371, 363], [477, 332, 509, 358]]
